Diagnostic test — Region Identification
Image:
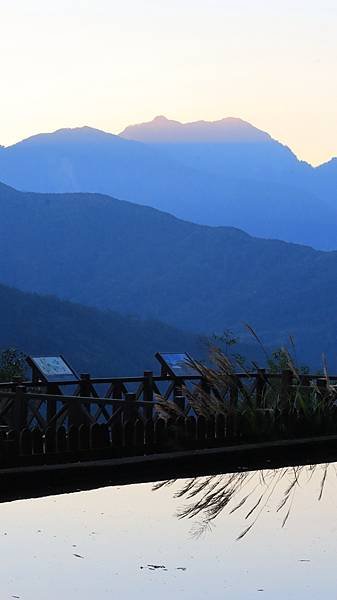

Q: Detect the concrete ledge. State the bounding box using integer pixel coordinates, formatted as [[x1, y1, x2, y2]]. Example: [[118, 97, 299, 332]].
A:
[[1, 434, 337, 502]]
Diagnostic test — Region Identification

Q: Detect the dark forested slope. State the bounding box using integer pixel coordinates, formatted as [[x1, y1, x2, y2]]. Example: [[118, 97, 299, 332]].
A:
[[0, 283, 205, 376]]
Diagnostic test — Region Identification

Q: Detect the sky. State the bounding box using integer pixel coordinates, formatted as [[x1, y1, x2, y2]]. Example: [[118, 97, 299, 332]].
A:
[[0, 0, 336, 165]]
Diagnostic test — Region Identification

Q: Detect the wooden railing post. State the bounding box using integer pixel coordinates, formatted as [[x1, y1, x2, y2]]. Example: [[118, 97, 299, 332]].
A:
[[13, 385, 27, 430], [68, 392, 84, 427], [143, 371, 153, 419], [256, 368, 266, 408], [10, 376, 23, 396], [174, 379, 183, 402], [125, 392, 137, 422], [80, 373, 92, 420], [299, 374, 311, 409], [317, 378, 328, 407], [229, 375, 238, 409], [201, 378, 211, 398], [45, 382, 60, 429], [280, 369, 293, 409], [174, 379, 186, 412], [80, 373, 91, 397], [174, 395, 186, 412], [108, 380, 124, 425]]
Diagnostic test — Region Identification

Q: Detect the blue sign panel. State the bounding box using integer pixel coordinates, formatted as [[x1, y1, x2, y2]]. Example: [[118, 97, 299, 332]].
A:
[[27, 355, 79, 383], [155, 352, 201, 377]]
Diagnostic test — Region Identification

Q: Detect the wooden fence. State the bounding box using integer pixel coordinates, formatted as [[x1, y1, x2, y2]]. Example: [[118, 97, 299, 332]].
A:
[[0, 368, 334, 429], [0, 369, 336, 468], [2, 408, 337, 469], [0, 414, 231, 467], [0, 370, 202, 431]]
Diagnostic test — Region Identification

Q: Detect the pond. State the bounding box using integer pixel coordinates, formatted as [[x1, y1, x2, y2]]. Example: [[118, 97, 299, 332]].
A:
[[0, 462, 336, 599]]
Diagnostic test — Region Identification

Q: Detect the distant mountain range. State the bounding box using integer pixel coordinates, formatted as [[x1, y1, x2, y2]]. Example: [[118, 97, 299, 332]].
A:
[[0, 117, 336, 249], [1, 182, 337, 369]]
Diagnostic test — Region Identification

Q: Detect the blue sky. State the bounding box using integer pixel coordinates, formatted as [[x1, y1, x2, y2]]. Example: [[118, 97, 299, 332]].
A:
[[1, 0, 336, 164]]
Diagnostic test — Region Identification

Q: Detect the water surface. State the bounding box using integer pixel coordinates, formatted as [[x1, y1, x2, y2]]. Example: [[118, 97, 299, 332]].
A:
[[0, 463, 336, 599]]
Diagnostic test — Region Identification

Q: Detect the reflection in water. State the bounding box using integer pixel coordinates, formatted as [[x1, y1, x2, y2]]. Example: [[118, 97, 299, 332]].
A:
[[1, 468, 337, 598], [154, 463, 333, 539]]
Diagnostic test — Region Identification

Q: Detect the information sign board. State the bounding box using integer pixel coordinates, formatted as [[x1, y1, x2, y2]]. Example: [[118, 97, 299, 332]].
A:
[[155, 352, 201, 377], [26, 355, 79, 383]]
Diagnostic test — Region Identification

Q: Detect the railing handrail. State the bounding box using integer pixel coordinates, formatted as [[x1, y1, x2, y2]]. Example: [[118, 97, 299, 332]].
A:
[[0, 373, 202, 389], [0, 370, 334, 390], [0, 368, 334, 436], [0, 390, 156, 406]]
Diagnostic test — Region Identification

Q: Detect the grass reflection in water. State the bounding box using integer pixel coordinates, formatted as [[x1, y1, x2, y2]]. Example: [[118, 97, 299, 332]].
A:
[[154, 463, 333, 539]]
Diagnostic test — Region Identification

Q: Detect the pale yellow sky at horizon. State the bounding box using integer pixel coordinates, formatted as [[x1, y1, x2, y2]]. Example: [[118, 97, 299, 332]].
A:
[[0, 0, 336, 166]]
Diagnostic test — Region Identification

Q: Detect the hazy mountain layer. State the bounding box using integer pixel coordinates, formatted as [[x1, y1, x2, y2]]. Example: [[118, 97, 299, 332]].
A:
[[0, 118, 336, 249]]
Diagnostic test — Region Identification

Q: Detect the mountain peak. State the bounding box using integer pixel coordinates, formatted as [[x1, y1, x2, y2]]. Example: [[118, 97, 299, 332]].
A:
[[54, 125, 94, 133], [120, 116, 271, 143], [153, 115, 170, 123], [8, 125, 120, 150]]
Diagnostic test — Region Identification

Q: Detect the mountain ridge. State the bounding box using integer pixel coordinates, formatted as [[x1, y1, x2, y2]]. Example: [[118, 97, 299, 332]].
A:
[[3, 118, 336, 166], [119, 115, 273, 144]]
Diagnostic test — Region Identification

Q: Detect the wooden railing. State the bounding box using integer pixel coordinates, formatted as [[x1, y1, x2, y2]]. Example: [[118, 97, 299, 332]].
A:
[[0, 370, 202, 431], [0, 369, 336, 468], [0, 369, 335, 430]]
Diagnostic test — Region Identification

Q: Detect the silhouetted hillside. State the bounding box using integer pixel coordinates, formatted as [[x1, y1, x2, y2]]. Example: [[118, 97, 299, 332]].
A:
[[1, 182, 337, 369], [0, 283, 205, 376], [0, 119, 335, 249]]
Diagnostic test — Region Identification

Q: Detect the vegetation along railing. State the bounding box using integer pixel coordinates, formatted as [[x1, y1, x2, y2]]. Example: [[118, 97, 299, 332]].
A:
[[1, 369, 337, 467]]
